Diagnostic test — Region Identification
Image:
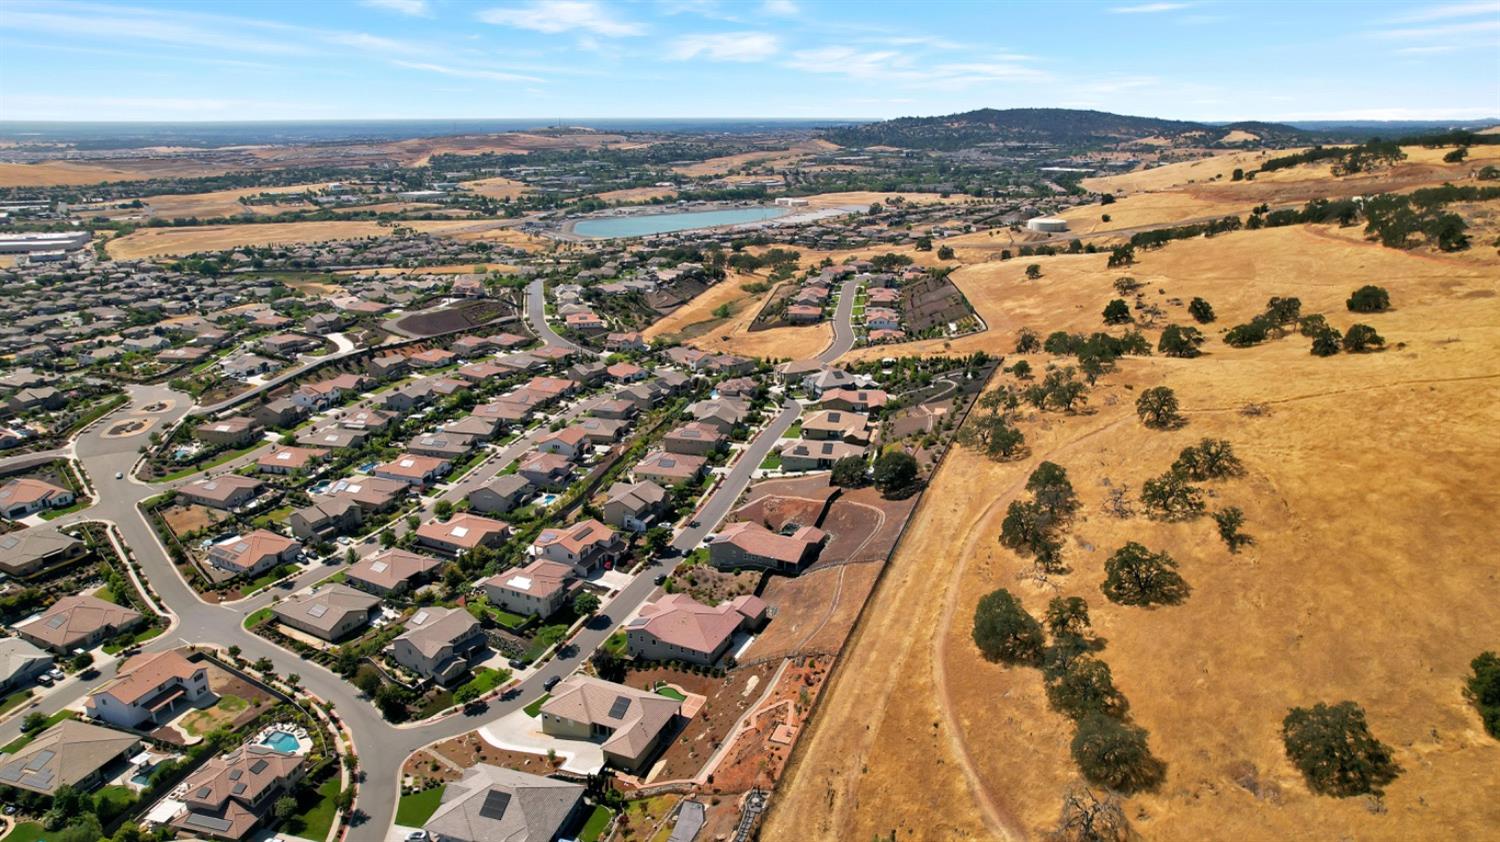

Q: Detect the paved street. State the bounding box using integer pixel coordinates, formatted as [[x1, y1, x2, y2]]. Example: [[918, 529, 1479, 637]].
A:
[[1, 277, 852, 840]]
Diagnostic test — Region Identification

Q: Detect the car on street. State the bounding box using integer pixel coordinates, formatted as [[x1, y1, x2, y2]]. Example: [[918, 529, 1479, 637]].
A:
[[115, 471, 123, 479], [654, 574, 667, 585], [46, 667, 65, 681], [36, 673, 54, 686], [543, 675, 561, 691], [405, 831, 430, 841]]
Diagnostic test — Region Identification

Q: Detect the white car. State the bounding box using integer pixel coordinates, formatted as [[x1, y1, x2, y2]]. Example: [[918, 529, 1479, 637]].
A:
[[405, 832, 430, 842], [115, 471, 124, 479]]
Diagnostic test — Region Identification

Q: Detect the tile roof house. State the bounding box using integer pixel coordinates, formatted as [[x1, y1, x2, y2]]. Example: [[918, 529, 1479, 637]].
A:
[[338, 407, 397, 433], [346, 548, 442, 596], [540, 676, 680, 772], [661, 421, 728, 456], [288, 498, 363, 542], [194, 416, 260, 448], [272, 584, 380, 642], [467, 474, 534, 516], [480, 559, 577, 619], [686, 397, 750, 433], [0, 637, 53, 695], [777, 439, 867, 471], [416, 513, 511, 555], [536, 426, 590, 461], [530, 518, 626, 574], [86, 650, 213, 729], [627, 593, 767, 666], [517, 451, 574, 491], [708, 521, 826, 573], [423, 764, 585, 842], [572, 417, 627, 445], [800, 409, 872, 444], [374, 453, 451, 487], [323, 476, 408, 513], [391, 607, 486, 685], [178, 475, 263, 510], [602, 480, 669, 532], [170, 744, 306, 841], [0, 718, 139, 795], [298, 426, 369, 451], [0, 524, 87, 577], [255, 445, 329, 475], [206, 530, 301, 583], [632, 450, 707, 486], [0, 477, 76, 519], [19, 593, 143, 653], [409, 432, 477, 460], [818, 388, 890, 413]]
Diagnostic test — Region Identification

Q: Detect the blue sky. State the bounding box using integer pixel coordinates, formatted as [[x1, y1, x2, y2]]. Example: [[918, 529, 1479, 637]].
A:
[[0, 0, 1496, 122]]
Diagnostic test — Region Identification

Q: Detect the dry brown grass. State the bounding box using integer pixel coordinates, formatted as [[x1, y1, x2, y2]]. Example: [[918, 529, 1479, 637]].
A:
[[460, 176, 533, 200], [771, 223, 1500, 841], [641, 276, 759, 342], [596, 185, 678, 203], [135, 183, 325, 219], [670, 140, 836, 176], [0, 159, 232, 187], [799, 190, 985, 208], [105, 219, 494, 259]]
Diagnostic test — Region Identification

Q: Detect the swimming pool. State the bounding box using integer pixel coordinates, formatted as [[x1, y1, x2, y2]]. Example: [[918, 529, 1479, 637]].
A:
[[571, 205, 790, 238], [260, 730, 300, 754]]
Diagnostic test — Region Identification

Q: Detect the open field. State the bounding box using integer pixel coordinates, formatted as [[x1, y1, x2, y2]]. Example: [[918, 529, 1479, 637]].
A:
[[596, 185, 678, 203], [641, 275, 761, 342], [460, 176, 533, 199], [135, 182, 326, 219], [0, 158, 236, 187], [800, 190, 986, 208], [771, 222, 1500, 840], [104, 218, 498, 259], [669, 140, 836, 176], [1082, 148, 1306, 194]]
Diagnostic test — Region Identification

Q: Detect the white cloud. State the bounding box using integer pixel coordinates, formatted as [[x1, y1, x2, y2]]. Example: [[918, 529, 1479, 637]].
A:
[[1369, 19, 1500, 38], [669, 32, 779, 61], [762, 0, 799, 15], [784, 46, 1045, 88], [361, 0, 431, 16], [1381, 1, 1500, 23], [391, 60, 544, 83], [1110, 2, 1191, 13], [477, 1, 645, 36]]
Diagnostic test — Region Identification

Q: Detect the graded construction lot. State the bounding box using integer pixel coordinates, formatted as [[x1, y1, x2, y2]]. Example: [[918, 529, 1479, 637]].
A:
[[769, 221, 1500, 840]]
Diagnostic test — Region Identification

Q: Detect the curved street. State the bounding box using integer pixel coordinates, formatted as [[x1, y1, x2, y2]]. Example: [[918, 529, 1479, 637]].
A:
[[0, 278, 857, 841]]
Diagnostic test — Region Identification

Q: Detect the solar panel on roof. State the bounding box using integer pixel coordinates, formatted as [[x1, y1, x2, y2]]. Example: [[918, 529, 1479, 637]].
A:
[[228, 769, 242, 780], [184, 814, 234, 832], [249, 759, 268, 774], [232, 782, 247, 795], [25, 750, 53, 771], [478, 789, 512, 820], [608, 695, 632, 720], [307, 603, 330, 618], [45, 615, 66, 629], [196, 786, 212, 798]]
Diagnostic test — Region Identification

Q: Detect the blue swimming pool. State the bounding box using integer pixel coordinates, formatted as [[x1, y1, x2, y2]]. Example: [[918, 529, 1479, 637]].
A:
[[260, 730, 300, 753], [572, 205, 790, 239]]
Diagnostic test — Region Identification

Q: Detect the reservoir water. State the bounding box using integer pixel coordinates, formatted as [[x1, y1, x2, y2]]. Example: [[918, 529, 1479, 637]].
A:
[[572, 206, 790, 238]]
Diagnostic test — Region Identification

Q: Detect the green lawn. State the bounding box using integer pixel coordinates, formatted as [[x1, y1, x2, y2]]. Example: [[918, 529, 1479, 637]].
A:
[[2, 710, 76, 754], [395, 785, 446, 826], [244, 606, 275, 629], [102, 625, 164, 655], [242, 562, 301, 596], [522, 693, 550, 718], [758, 451, 781, 470], [93, 784, 138, 823], [603, 632, 628, 657], [1, 822, 44, 842], [40, 498, 91, 520], [781, 420, 803, 438], [157, 444, 260, 482], [0, 688, 32, 717], [457, 667, 512, 698], [524, 625, 569, 662], [654, 684, 687, 702], [284, 774, 343, 840], [578, 805, 614, 842]]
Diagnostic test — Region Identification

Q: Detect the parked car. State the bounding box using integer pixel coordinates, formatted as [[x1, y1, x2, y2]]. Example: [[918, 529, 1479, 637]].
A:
[[405, 831, 430, 842], [654, 574, 667, 585], [35, 673, 54, 687], [542, 675, 561, 691], [46, 667, 65, 681]]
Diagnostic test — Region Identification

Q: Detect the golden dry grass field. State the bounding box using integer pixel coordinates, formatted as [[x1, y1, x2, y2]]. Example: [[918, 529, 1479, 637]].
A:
[[459, 176, 533, 200], [769, 222, 1500, 841], [0, 158, 235, 186], [669, 139, 837, 176], [104, 219, 493, 259], [133, 182, 326, 219], [643, 271, 832, 359]]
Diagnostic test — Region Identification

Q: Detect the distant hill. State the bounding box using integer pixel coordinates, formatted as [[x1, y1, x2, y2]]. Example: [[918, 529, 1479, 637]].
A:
[[823, 108, 1334, 151]]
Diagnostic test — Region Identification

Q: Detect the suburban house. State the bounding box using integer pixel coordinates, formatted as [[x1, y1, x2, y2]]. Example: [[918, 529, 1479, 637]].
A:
[[297, 426, 368, 451], [602, 480, 669, 532], [591, 399, 638, 420], [250, 398, 305, 429], [178, 475, 263, 511], [687, 398, 750, 433], [626, 593, 767, 666], [778, 439, 867, 471], [819, 388, 889, 413], [573, 417, 627, 445], [324, 477, 408, 514], [536, 426, 590, 461], [206, 530, 301, 583], [416, 513, 511, 556], [539, 676, 680, 772], [366, 353, 408, 379], [443, 414, 500, 441], [632, 450, 707, 486], [408, 432, 476, 461], [517, 451, 574, 491], [0, 719, 139, 795], [422, 764, 586, 842], [85, 650, 213, 730], [467, 474, 534, 515], [374, 453, 450, 487], [346, 548, 442, 596], [0, 477, 75, 519], [0, 525, 88, 577], [339, 407, 396, 433], [171, 744, 307, 841], [801, 409, 871, 443], [480, 559, 576, 619], [194, 417, 259, 448], [19, 594, 143, 653], [272, 584, 380, 642], [708, 521, 827, 573], [605, 331, 647, 352], [255, 445, 328, 475], [409, 348, 457, 368], [661, 421, 727, 456], [0, 637, 53, 695], [288, 498, 363, 542], [530, 518, 626, 574], [390, 607, 486, 685]]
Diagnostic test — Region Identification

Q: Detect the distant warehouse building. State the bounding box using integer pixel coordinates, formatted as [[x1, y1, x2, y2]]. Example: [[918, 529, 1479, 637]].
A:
[[1026, 217, 1069, 234], [0, 230, 92, 254]]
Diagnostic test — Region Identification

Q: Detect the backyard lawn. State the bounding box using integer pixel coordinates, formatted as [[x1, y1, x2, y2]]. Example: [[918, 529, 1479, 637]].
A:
[[179, 694, 249, 737], [395, 785, 446, 826], [284, 774, 343, 840], [1, 822, 44, 842], [578, 805, 614, 842], [654, 684, 688, 702]]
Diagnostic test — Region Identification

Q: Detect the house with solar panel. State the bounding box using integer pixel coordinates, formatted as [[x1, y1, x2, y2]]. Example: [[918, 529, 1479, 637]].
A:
[[539, 675, 681, 772], [271, 584, 381, 643], [169, 743, 307, 840], [86, 650, 214, 730], [0, 718, 139, 796], [390, 607, 487, 685], [17, 593, 143, 653], [423, 764, 586, 842]]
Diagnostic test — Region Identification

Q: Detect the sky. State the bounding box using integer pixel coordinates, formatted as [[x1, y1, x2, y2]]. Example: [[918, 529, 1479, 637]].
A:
[[0, 0, 1496, 123]]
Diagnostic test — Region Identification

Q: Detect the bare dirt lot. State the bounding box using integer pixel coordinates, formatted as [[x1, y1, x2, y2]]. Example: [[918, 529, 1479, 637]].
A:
[[769, 221, 1500, 841]]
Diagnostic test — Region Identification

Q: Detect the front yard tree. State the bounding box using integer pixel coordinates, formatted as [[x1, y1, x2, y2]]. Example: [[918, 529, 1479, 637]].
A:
[[1465, 651, 1500, 738], [830, 455, 867, 487], [873, 450, 918, 496], [274, 795, 298, 822], [1071, 714, 1166, 793], [574, 591, 602, 616], [1346, 285, 1391, 313], [1135, 386, 1183, 429], [1343, 323, 1385, 352], [972, 588, 1045, 666], [1282, 701, 1401, 797], [1102, 299, 1132, 325], [1102, 542, 1188, 606]]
